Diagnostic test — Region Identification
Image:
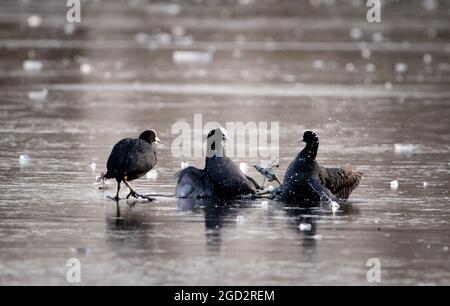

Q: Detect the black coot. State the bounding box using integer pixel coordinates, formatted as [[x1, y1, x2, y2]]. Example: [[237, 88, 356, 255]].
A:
[[176, 128, 260, 199], [281, 131, 362, 204], [104, 130, 160, 201]]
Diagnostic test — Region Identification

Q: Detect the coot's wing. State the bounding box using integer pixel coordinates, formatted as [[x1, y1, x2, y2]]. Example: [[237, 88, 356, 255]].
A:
[[319, 165, 362, 199], [175, 167, 214, 198], [222, 157, 259, 194], [245, 175, 261, 190]]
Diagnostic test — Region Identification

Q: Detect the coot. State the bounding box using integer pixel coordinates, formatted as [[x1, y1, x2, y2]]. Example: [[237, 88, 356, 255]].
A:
[[176, 128, 260, 199], [104, 130, 160, 201], [281, 131, 362, 204]]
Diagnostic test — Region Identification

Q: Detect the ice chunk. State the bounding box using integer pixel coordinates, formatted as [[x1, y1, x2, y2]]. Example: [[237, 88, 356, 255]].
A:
[[236, 215, 246, 224], [172, 26, 186, 38], [394, 144, 415, 154], [372, 32, 384, 43], [134, 32, 148, 44], [239, 162, 248, 174], [312, 60, 325, 70], [28, 88, 48, 101], [423, 53, 433, 64], [384, 82, 393, 90], [23, 60, 43, 72], [19, 155, 31, 167], [350, 28, 363, 40], [366, 63, 376, 72], [146, 170, 158, 180], [172, 51, 213, 64], [444, 246, 449, 251], [64, 23, 76, 35], [390, 180, 399, 190], [27, 15, 42, 28], [361, 48, 371, 59], [267, 185, 274, 192], [80, 63, 93, 75], [153, 33, 172, 44], [395, 62, 409, 73], [307, 234, 322, 240], [346, 63, 355, 72], [90, 163, 96, 172], [422, 0, 438, 10], [299, 223, 312, 231], [423, 182, 429, 188], [180, 161, 190, 170]]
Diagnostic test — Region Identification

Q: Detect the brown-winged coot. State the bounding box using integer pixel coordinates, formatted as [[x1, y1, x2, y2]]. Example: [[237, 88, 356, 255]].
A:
[[281, 131, 362, 205]]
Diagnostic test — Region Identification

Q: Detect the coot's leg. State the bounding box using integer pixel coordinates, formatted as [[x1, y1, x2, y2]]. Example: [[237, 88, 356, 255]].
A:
[[123, 179, 138, 199], [123, 178, 155, 202], [107, 180, 121, 201], [273, 175, 282, 186]]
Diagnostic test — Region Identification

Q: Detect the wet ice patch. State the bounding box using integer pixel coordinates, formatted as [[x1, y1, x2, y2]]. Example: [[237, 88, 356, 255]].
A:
[[172, 51, 213, 64], [19, 155, 31, 167], [390, 180, 399, 190], [394, 144, 416, 154], [23, 60, 43, 72], [28, 88, 48, 101]]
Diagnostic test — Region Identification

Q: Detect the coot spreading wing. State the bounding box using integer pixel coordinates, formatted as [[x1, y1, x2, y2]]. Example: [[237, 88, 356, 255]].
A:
[[281, 131, 362, 205], [175, 128, 260, 199]]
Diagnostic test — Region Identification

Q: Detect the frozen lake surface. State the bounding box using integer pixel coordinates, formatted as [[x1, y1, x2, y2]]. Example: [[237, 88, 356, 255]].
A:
[[0, 0, 449, 285]]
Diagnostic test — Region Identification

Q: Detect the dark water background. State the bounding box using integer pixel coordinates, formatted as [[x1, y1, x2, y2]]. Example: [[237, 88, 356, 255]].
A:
[[0, 0, 449, 285]]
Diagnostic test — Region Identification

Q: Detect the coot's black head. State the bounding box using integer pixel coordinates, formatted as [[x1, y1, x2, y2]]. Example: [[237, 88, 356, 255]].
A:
[[139, 129, 161, 144], [207, 127, 229, 142], [302, 131, 319, 144]]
